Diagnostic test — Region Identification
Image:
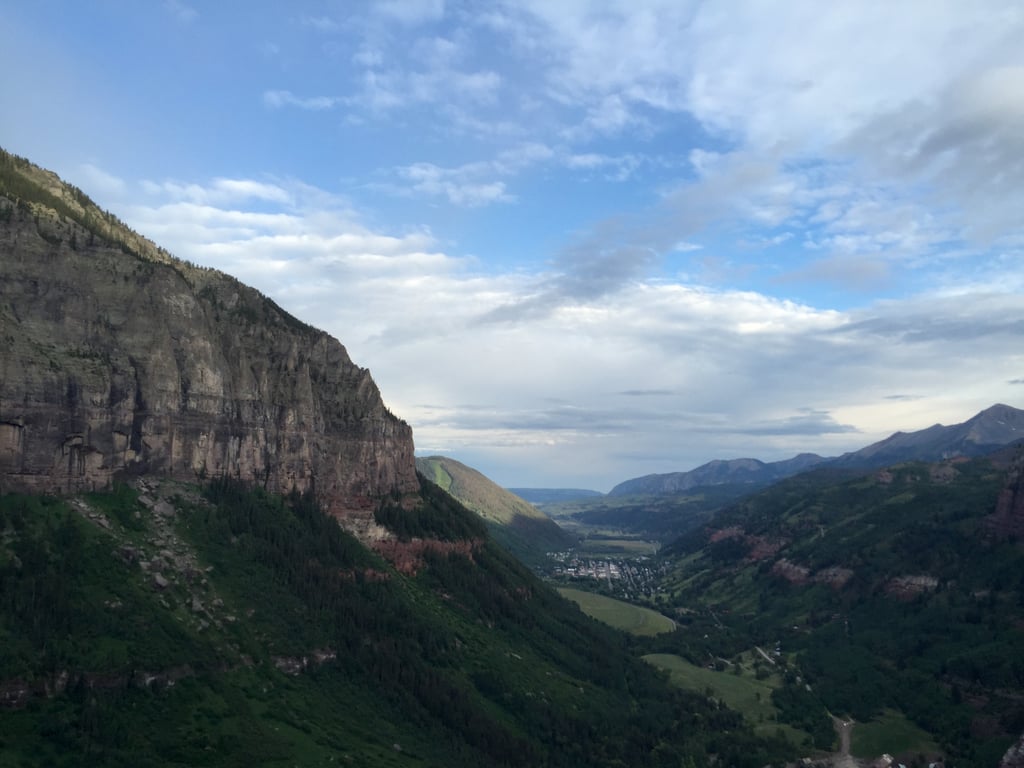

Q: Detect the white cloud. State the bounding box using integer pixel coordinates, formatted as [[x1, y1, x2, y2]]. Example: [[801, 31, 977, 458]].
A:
[[459, 2, 1024, 291], [140, 177, 294, 207], [164, 0, 197, 24], [75, 163, 125, 197], [400, 163, 511, 207], [387, 143, 556, 207], [349, 66, 500, 115], [501, 1, 696, 108], [566, 94, 652, 140], [22, 3, 1024, 488], [103, 172, 1024, 488], [564, 152, 640, 181], [848, 65, 1024, 243], [298, 15, 340, 33], [374, 0, 446, 26], [263, 90, 340, 111]]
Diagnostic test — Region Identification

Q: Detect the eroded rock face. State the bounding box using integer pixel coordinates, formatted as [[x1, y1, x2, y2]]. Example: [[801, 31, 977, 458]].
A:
[[986, 454, 1024, 540], [0, 195, 419, 526]]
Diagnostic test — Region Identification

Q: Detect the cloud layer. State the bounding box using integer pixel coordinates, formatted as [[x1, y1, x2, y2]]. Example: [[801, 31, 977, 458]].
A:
[[5, 1, 1024, 489], [107, 170, 1024, 489]]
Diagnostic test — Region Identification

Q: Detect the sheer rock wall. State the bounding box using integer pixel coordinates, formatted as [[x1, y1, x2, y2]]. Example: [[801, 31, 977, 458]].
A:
[[0, 195, 419, 528]]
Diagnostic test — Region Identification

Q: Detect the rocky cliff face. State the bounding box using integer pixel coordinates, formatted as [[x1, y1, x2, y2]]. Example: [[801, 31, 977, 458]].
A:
[[0, 150, 419, 529], [986, 451, 1024, 540]]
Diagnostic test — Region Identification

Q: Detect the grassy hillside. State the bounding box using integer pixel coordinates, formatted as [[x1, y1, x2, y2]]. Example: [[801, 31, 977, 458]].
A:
[[0, 479, 792, 767], [415, 456, 575, 564], [649, 455, 1024, 768]]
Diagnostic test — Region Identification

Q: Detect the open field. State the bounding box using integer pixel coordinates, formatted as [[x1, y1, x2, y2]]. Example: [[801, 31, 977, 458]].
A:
[[850, 709, 939, 759], [643, 653, 809, 745], [557, 587, 676, 636], [574, 536, 660, 555]]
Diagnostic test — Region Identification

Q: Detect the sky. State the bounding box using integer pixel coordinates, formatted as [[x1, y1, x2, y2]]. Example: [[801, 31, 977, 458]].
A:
[[2, 1, 1024, 492]]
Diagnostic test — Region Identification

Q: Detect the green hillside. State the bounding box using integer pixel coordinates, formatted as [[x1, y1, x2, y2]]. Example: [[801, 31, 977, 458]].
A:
[[648, 454, 1024, 768], [0, 478, 790, 767], [416, 456, 575, 564]]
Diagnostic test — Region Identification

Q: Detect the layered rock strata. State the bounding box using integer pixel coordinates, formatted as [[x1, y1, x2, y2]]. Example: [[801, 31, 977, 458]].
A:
[[0, 155, 418, 525]]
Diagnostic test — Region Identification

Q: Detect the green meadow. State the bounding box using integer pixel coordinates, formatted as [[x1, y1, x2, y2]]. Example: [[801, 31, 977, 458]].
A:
[[557, 587, 676, 636], [643, 653, 810, 746], [850, 709, 939, 759]]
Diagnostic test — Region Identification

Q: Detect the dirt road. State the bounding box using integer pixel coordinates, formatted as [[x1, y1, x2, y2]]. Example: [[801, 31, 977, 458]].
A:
[[831, 716, 858, 768]]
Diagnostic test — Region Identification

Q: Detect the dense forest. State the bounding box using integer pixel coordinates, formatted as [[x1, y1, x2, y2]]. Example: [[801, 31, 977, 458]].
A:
[[0, 478, 794, 767], [645, 456, 1024, 768]]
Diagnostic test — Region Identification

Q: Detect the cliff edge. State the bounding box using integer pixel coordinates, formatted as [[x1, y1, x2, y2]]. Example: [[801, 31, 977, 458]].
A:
[[0, 149, 419, 530]]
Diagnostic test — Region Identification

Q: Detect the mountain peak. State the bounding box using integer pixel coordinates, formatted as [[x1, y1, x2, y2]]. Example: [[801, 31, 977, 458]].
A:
[[832, 403, 1024, 469], [609, 454, 827, 496]]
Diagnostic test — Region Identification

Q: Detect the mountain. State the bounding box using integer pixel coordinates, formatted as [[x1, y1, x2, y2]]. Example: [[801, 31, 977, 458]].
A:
[[653, 449, 1024, 768], [0, 149, 794, 765], [506, 488, 604, 505], [0, 478, 790, 767], [609, 453, 826, 497], [831, 403, 1024, 468], [0, 148, 416, 538], [416, 456, 575, 562], [609, 405, 1024, 499]]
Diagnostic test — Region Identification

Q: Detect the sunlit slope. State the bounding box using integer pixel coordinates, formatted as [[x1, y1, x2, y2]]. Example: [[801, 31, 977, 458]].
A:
[[416, 455, 575, 563]]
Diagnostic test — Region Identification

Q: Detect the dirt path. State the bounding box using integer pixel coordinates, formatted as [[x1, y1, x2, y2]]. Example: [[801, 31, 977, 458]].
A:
[[831, 715, 858, 768]]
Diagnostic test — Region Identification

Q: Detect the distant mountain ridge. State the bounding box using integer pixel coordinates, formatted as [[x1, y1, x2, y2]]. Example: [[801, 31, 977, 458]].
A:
[[609, 453, 826, 497], [831, 403, 1024, 468], [610, 404, 1024, 496]]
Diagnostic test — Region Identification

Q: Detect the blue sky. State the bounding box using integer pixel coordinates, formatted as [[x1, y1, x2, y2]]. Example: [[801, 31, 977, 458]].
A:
[[3, 1, 1024, 491]]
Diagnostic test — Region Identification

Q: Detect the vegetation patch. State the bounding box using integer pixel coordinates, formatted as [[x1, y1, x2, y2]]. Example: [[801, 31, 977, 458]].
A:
[[0, 481, 795, 767], [644, 653, 810, 746], [557, 587, 676, 636], [650, 457, 1024, 768], [850, 709, 940, 760]]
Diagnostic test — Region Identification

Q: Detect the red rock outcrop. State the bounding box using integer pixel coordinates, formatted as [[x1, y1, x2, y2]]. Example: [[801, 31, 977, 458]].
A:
[[985, 455, 1024, 540], [771, 558, 810, 585], [373, 538, 482, 575], [885, 574, 939, 600]]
